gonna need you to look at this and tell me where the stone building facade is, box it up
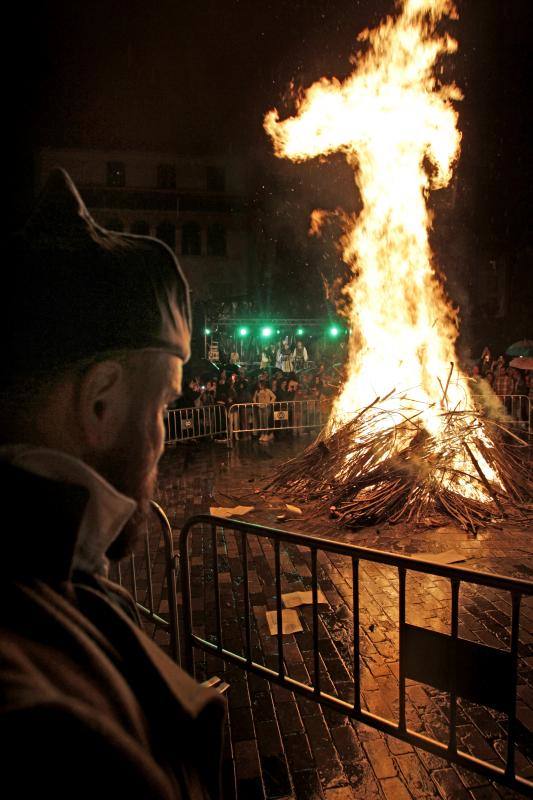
[38,148,252,304]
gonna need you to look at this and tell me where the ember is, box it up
[264,0,532,531]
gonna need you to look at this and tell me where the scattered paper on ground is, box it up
[412,550,467,564]
[209,506,254,518]
[282,590,327,608]
[266,609,303,635]
[286,504,302,515]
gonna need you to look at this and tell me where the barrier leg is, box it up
[227,407,233,448]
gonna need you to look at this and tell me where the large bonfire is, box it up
[264,0,531,531]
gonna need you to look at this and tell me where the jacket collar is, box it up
[0,447,137,581]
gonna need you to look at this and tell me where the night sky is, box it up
[8,0,531,345]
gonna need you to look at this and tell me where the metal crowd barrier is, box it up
[110,501,180,663]
[496,394,531,437]
[165,404,228,444]
[227,399,328,443]
[179,514,533,794]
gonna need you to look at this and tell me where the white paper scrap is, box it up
[413,550,467,565]
[282,590,327,608]
[209,506,254,518]
[285,504,303,515]
[266,608,303,636]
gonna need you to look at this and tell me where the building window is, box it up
[106,161,126,187]
[157,163,176,189]
[104,217,124,232]
[206,165,225,192]
[156,222,176,251]
[207,223,226,257]
[181,222,201,256]
[130,220,150,235]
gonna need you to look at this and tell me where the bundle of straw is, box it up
[267,390,532,532]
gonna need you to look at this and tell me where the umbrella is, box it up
[509,356,533,370]
[506,339,533,357]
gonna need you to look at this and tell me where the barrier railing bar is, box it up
[180,518,195,676]
[274,540,284,678]
[398,566,406,732]
[506,591,521,780]
[184,515,532,595]
[136,605,173,629]
[311,547,321,696]
[179,514,533,794]
[165,404,229,445]
[186,632,531,793]
[352,556,361,715]
[212,522,223,654]
[241,530,252,666]
[150,501,181,666]
[129,553,138,601]
[144,526,155,615]
[448,577,460,756]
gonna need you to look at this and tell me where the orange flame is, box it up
[265,0,500,501]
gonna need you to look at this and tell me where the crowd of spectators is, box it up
[171,362,339,442]
[167,343,532,442]
[469,345,532,423]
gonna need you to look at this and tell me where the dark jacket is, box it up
[0,462,225,799]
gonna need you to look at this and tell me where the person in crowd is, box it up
[179,376,201,408]
[300,372,311,397]
[292,340,308,372]
[206,378,218,401]
[1,169,225,797]
[494,364,514,397]
[494,364,514,415]
[277,338,293,373]
[233,374,252,438]
[511,368,528,422]
[479,346,492,377]
[215,370,229,404]
[312,374,325,396]
[260,348,270,369]
[276,378,289,402]
[253,380,276,442]
[285,377,299,433]
[492,354,506,374]
[200,382,216,406]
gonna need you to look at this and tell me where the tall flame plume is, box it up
[265,0,503,507]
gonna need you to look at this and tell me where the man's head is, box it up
[2,169,191,557]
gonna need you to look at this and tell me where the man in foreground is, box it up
[1,169,225,798]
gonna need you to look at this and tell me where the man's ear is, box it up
[77,360,129,450]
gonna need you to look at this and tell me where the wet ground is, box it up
[146,435,532,799]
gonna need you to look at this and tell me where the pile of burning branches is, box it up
[267,391,532,532]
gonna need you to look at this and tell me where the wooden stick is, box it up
[463,441,506,516]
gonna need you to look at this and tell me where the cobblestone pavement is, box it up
[130,436,532,799]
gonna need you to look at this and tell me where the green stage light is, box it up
[239,327,249,336]
[261,326,273,337]
[329,326,339,337]
[204,328,211,336]
[296,327,304,336]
